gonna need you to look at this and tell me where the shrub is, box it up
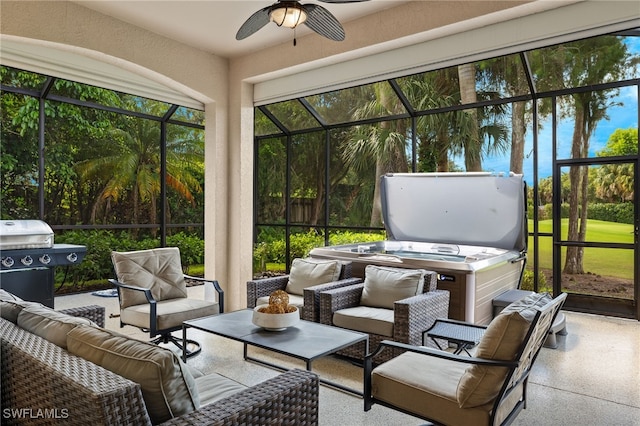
[289,231,324,260]
[166,232,205,269]
[329,231,385,245]
[588,202,633,224]
[520,268,551,293]
[55,230,205,285]
[252,230,387,274]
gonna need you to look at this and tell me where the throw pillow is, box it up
[456,293,552,408]
[112,247,188,309]
[0,289,22,301]
[360,265,426,309]
[285,258,342,296]
[67,325,199,424]
[0,289,39,323]
[500,292,552,321]
[17,304,95,349]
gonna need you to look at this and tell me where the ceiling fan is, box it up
[236,0,370,43]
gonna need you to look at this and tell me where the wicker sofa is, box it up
[1,291,319,426]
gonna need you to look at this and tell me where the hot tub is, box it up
[310,172,527,324]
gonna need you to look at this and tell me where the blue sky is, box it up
[465,37,639,186]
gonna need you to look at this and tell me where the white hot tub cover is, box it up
[379,172,527,253]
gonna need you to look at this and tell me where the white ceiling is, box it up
[73,0,408,58]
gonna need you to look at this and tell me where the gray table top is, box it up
[184,309,368,361]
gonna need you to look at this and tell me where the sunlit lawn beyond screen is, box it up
[530,219,634,280]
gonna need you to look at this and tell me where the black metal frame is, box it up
[254,35,640,319]
[1,76,205,247]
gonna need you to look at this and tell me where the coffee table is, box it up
[182,309,368,396]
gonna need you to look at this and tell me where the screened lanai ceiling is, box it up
[256,29,640,136]
[72,0,410,58]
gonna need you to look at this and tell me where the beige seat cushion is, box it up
[373,351,501,426]
[17,304,95,349]
[285,258,342,296]
[333,306,394,337]
[112,247,188,309]
[67,325,199,424]
[360,265,425,309]
[455,293,552,408]
[120,297,219,331]
[195,372,247,406]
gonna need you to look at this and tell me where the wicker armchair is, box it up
[59,304,106,327]
[319,265,450,363]
[247,258,359,322]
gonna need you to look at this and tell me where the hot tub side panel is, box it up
[469,261,523,325]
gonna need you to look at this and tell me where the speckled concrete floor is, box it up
[55,287,640,426]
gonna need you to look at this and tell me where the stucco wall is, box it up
[0,0,236,306]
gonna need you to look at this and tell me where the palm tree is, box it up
[458,63,482,171]
[592,127,637,202]
[76,116,202,232]
[344,82,409,226]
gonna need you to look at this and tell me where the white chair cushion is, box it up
[285,258,342,296]
[67,325,199,424]
[0,289,22,301]
[373,351,524,425]
[17,304,95,349]
[120,297,219,331]
[360,265,425,309]
[333,306,394,337]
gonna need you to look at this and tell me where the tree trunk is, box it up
[510,102,526,174]
[457,64,482,171]
[370,159,384,227]
[563,113,585,274]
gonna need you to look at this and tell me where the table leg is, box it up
[182,325,188,362]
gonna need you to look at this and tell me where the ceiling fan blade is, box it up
[302,4,345,41]
[318,0,370,3]
[236,6,271,40]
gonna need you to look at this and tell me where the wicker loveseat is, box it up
[1,290,319,426]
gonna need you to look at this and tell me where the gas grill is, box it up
[310,172,527,324]
[0,220,86,308]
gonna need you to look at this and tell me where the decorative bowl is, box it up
[252,305,300,331]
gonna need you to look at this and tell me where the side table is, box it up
[424,319,486,355]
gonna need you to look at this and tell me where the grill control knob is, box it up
[2,257,15,268]
[21,255,33,266]
[39,254,51,265]
[67,253,78,263]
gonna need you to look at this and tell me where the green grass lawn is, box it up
[530,219,634,280]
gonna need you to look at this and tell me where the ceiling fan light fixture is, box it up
[270,3,307,28]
